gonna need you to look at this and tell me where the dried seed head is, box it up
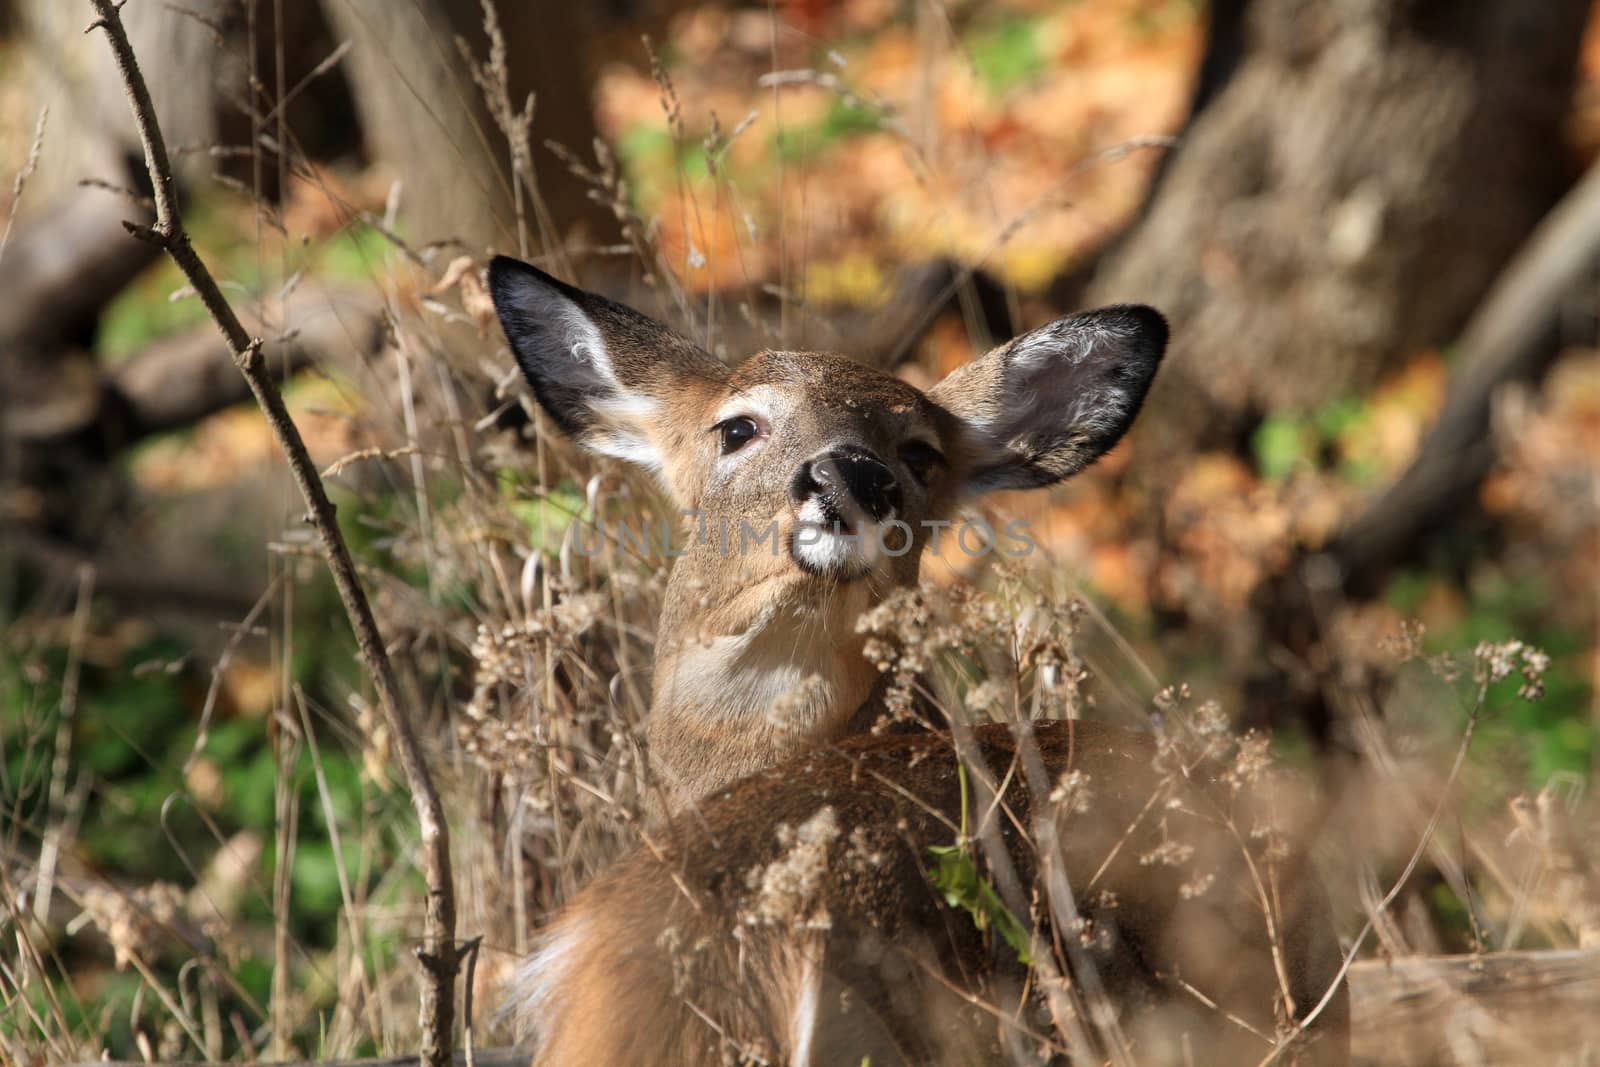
[742,806,840,929]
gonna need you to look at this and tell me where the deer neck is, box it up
[645,572,886,814]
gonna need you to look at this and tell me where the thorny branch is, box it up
[84,3,460,1065]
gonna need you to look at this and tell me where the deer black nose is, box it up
[791,449,902,522]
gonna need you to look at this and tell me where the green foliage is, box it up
[97,201,258,361]
[926,843,1034,964]
[772,97,885,164]
[619,87,889,177]
[1387,569,1594,784]
[1428,879,1476,953]
[97,210,387,363]
[0,605,400,1057]
[503,470,588,554]
[235,956,275,1015]
[1252,395,1379,483]
[821,97,885,138]
[770,123,818,165]
[924,765,1033,964]
[966,16,1047,95]
[614,122,715,215]
[328,473,468,601]
[97,257,215,362]
[620,92,884,198]
[1252,415,1312,482]
[311,222,393,282]
[619,122,674,172]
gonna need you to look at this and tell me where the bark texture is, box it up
[1090,0,1593,454]
[12,0,355,204]
[84,6,460,1063]
[1,0,359,553]
[318,0,616,257]
[13,0,228,200]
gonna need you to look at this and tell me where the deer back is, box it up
[509,720,1349,1066]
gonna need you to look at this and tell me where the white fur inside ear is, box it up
[539,303,663,466]
[581,337,661,465]
[1010,317,1140,434]
[504,276,651,418]
[1009,315,1125,378]
[596,393,661,420]
[588,431,665,472]
[932,305,1165,496]
[552,305,623,397]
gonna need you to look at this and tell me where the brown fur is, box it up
[641,350,962,811]
[486,258,1347,1063]
[530,722,1349,1065]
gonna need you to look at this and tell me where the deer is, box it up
[487,255,1350,1066]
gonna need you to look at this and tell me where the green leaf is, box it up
[924,763,1032,964]
[925,843,1033,964]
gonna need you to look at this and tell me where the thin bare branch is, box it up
[84,3,460,1064]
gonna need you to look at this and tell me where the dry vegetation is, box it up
[3,0,1600,1064]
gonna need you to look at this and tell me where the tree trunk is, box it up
[317,0,616,260]
[11,0,227,202]
[1090,0,1593,455]
[11,0,355,205]
[1,0,372,616]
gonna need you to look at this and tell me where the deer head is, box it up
[488,256,1167,812]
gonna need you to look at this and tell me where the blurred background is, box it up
[2,0,1599,1062]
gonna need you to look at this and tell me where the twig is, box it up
[460,936,483,1067]
[33,566,95,924]
[84,4,460,1065]
[0,106,49,270]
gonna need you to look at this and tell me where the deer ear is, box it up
[488,256,728,475]
[929,305,1167,495]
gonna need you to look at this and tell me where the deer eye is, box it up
[715,416,762,454]
[899,440,944,484]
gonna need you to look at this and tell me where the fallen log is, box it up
[1346,948,1600,1066]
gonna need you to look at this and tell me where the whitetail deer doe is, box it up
[488,256,1349,1066]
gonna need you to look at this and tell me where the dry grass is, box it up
[2,2,1598,1064]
